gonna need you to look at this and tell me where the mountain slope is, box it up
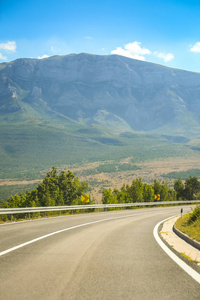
[1,53,200,191]
[1,53,200,135]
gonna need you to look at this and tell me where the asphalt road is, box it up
[0,206,200,299]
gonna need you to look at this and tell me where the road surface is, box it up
[0,206,200,299]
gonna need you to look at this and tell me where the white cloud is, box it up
[111,41,175,63]
[154,51,174,62]
[0,41,16,52]
[0,41,16,60]
[190,42,200,53]
[125,42,151,55]
[0,53,7,60]
[38,54,49,59]
[111,41,150,61]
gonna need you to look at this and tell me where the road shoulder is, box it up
[160,216,200,267]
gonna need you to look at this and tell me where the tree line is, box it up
[0,167,88,209]
[174,177,200,200]
[102,176,200,204]
[1,166,200,210]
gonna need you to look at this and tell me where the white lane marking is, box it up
[153,216,200,284]
[0,211,155,257]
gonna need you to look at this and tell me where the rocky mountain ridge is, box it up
[1,53,200,135]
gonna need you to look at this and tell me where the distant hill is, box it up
[1,53,200,135]
[1,53,200,196]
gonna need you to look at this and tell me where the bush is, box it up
[188,205,200,224]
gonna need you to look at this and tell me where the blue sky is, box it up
[0,0,200,72]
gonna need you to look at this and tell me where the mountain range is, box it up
[0,53,200,190]
[1,53,200,134]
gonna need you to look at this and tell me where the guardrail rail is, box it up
[0,200,200,221]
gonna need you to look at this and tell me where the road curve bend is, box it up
[0,206,199,299]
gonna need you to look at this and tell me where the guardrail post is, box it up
[71,210,73,214]
[11,214,13,222]
[44,212,46,217]
[28,213,30,219]
[58,211,60,216]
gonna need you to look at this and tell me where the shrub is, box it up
[188,205,200,224]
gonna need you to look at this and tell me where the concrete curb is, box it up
[173,224,200,251]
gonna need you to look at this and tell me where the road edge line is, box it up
[153,216,200,284]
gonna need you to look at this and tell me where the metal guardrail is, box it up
[0,200,199,220]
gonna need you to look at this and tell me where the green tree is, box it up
[153,179,162,195]
[58,170,88,205]
[128,178,144,202]
[160,181,170,201]
[56,190,64,206]
[8,195,21,208]
[30,190,39,207]
[102,189,117,204]
[174,178,185,200]
[168,189,177,201]
[113,188,127,203]
[143,184,154,202]
[153,180,174,201]
[184,176,200,199]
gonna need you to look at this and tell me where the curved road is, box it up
[0,206,200,299]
